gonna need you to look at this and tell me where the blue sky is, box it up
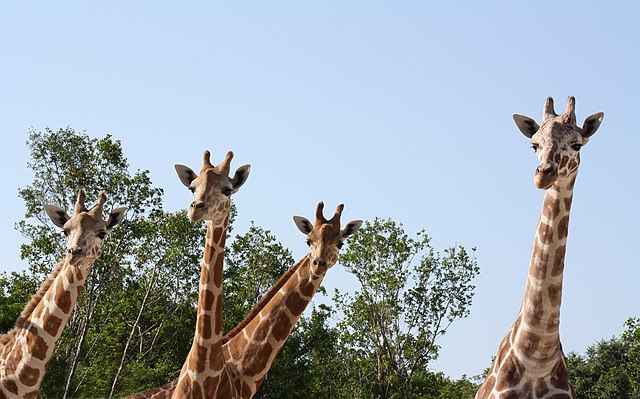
[1,1,639,380]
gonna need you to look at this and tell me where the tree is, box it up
[332,218,479,399]
[4,127,204,398]
[1,127,485,398]
[567,317,640,399]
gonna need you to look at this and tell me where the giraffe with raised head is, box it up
[0,190,127,399]
[166,150,250,398]
[475,96,604,399]
[126,202,361,399]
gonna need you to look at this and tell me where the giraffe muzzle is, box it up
[312,259,327,267]
[191,201,205,210]
[311,258,329,276]
[534,163,558,189]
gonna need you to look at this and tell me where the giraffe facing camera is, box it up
[1,190,127,398]
[476,97,604,399]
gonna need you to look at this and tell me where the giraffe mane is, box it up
[0,260,66,345]
[123,379,178,399]
[222,254,310,343]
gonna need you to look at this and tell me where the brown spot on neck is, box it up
[538,222,554,245]
[495,354,525,390]
[285,292,309,317]
[530,241,549,280]
[547,283,563,308]
[272,311,293,341]
[550,359,571,390]
[557,215,570,240]
[242,341,272,377]
[18,364,40,387]
[522,288,544,326]
[187,343,208,373]
[197,312,212,340]
[517,330,541,357]
[26,325,49,361]
[2,379,19,394]
[542,196,561,221]
[43,314,63,337]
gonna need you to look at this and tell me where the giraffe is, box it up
[475,96,604,399]
[0,190,127,399]
[126,202,361,399]
[169,150,250,398]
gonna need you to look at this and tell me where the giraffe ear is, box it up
[175,165,198,188]
[582,112,604,139]
[513,114,540,138]
[106,207,128,231]
[44,205,71,228]
[230,164,251,192]
[293,216,313,235]
[341,220,363,239]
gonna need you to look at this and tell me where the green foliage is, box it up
[223,223,294,332]
[0,271,39,332]
[1,127,485,398]
[3,127,204,398]
[623,318,640,397]
[568,317,640,399]
[333,217,479,399]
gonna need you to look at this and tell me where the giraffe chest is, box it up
[476,352,575,399]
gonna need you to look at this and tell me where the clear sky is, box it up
[1,1,638,380]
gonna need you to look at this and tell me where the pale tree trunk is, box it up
[62,278,101,399]
[108,265,158,398]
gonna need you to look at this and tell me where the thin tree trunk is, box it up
[62,279,100,399]
[108,265,158,398]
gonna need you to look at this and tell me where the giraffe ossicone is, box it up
[1,189,127,398]
[476,97,604,399]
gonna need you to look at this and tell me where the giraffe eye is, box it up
[97,231,107,239]
[62,230,69,237]
[531,143,539,152]
[306,239,312,247]
[188,187,195,193]
[221,187,232,196]
[337,242,344,249]
[571,144,582,151]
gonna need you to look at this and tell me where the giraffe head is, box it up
[175,150,251,223]
[513,96,604,189]
[293,202,362,277]
[44,189,128,265]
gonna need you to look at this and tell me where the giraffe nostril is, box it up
[68,247,83,256]
[191,201,205,209]
[537,164,556,175]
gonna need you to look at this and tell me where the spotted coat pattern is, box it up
[0,191,126,398]
[476,97,603,399]
[126,202,361,399]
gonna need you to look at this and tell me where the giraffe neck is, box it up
[174,217,232,397]
[222,254,306,344]
[222,254,320,398]
[1,261,66,348]
[475,176,579,399]
[1,257,94,398]
[513,175,576,365]
[123,251,306,399]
